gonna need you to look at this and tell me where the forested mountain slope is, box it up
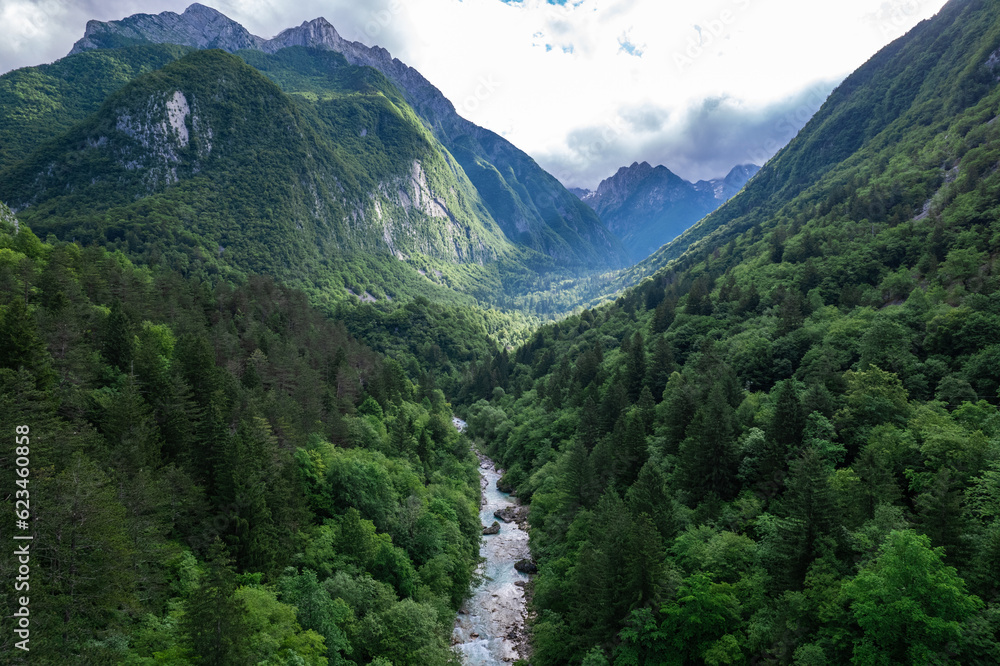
[523,0,1000,313]
[0,203,482,664]
[65,3,629,272]
[0,47,536,305]
[0,44,193,172]
[460,0,1000,662]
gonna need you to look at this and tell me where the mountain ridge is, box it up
[578,160,759,263]
[67,3,629,270]
[0,47,537,307]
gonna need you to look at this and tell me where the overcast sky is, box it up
[0,0,949,187]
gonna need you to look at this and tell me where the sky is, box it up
[0,0,950,188]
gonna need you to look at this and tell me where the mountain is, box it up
[66,3,628,270]
[534,0,1000,310]
[580,161,758,262]
[0,44,193,172]
[1,48,541,306]
[622,0,1000,283]
[459,0,1000,662]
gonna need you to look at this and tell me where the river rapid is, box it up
[452,443,531,664]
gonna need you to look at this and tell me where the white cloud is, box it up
[0,0,949,187]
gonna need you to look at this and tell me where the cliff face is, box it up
[580,161,758,263]
[0,48,516,294]
[67,4,628,269]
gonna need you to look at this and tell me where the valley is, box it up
[2,0,1000,665]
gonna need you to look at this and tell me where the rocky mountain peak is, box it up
[69,3,264,55]
[587,160,682,211]
[581,159,759,262]
[60,3,628,269]
[267,17,344,53]
[66,4,456,124]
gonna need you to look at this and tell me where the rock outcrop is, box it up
[580,161,759,262]
[67,3,629,270]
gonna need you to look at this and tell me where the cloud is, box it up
[619,105,669,133]
[0,1,183,72]
[536,78,840,188]
[617,29,644,57]
[0,0,950,193]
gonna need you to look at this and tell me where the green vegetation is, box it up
[0,44,192,171]
[0,209,478,664]
[0,44,618,329]
[4,1,1000,663]
[459,1,1000,661]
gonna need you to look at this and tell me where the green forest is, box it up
[458,1,1000,661]
[0,207,485,664]
[2,0,1000,663]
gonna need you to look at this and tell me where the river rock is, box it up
[494,506,519,523]
[482,521,501,535]
[496,476,514,493]
[514,559,538,574]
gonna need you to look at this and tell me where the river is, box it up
[452,432,531,664]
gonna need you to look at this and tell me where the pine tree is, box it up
[0,296,52,386]
[660,372,696,455]
[679,382,738,503]
[103,298,134,373]
[626,460,675,540]
[774,447,838,588]
[647,336,677,402]
[915,466,968,565]
[652,297,675,334]
[625,331,647,401]
[35,453,136,658]
[615,411,648,487]
[563,437,598,509]
[183,540,252,665]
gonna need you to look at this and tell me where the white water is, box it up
[453,454,531,664]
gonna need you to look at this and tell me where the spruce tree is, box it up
[183,540,252,665]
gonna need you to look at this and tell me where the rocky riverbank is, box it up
[452,450,534,664]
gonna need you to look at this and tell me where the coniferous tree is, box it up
[770,380,805,452]
[103,298,134,373]
[915,466,968,565]
[35,453,136,658]
[183,540,252,665]
[626,460,675,540]
[0,296,53,387]
[647,336,676,401]
[774,447,838,588]
[680,382,738,503]
[625,331,647,401]
[660,372,696,455]
[652,297,675,333]
[562,437,597,509]
[578,396,601,448]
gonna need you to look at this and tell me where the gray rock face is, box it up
[67,3,628,269]
[581,161,759,263]
[69,4,265,55]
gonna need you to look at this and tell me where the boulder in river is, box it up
[494,506,518,523]
[514,559,538,574]
[496,476,514,493]
[482,521,501,535]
